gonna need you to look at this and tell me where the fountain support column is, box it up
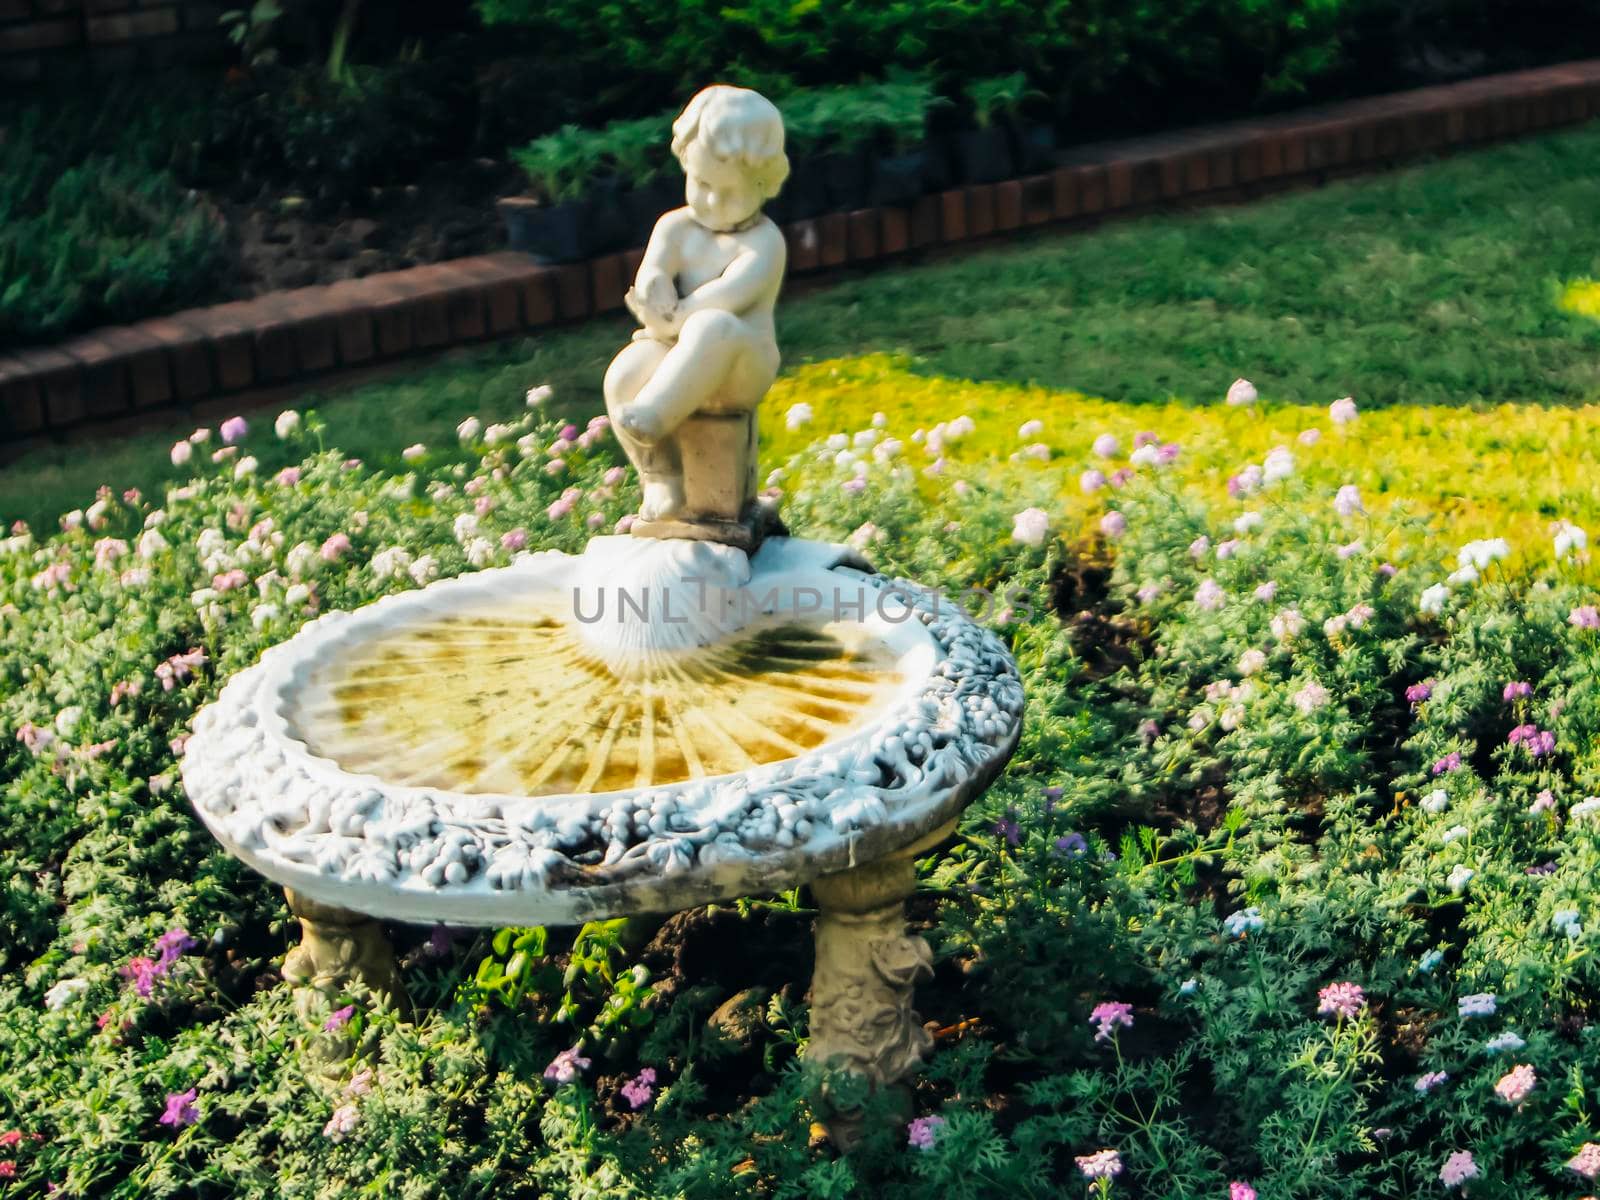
[282,888,408,1022]
[805,820,955,1148]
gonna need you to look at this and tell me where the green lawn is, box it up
[6,122,1600,530]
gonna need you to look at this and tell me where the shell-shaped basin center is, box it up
[283,596,907,797]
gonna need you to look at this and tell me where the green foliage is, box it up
[513,123,616,203]
[964,72,1035,129]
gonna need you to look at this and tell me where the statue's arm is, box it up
[675,227,786,320]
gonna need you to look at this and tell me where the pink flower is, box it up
[604,465,628,486]
[1292,680,1330,714]
[1438,1150,1477,1188]
[323,1005,355,1032]
[1329,397,1358,426]
[274,467,301,487]
[219,416,248,445]
[1076,1149,1123,1180]
[1570,605,1600,630]
[1567,1142,1600,1179]
[1432,752,1462,775]
[1494,1063,1535,1105]
[1100,511,1127,539]
[1316,981,1367,1020]
[1503,681,1532,701]
[1089,1001,1134,1042]
[320,533,351,562]
[1225,378,1257,406]
[547,496,575,521]
[1230,1184,1258,1200]
[1254,581,1278,602]
[212,569,247,592]
[159,1088,200,1128]
[501,529,528,552]
[322,1104,361,1142]
[1195,579,1225,611]
[1080,469,1106,493]
[154,648,207,691]
[1092,433,1120,458]
[170,440,193,467]
[907,1115,945,1150]
[621,1067,657,1110]
[1415,1071,1449,1093]
[615,514,636,534]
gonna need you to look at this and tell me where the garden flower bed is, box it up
[5,366,1600,1196]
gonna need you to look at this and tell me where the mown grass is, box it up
[6,121,1600,529]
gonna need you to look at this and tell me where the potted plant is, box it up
[866,72,938,206]
[603,113,683,247]
[958,72,1031,183]
[505,123,620,263]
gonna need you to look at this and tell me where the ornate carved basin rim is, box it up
[181,537,1024,927]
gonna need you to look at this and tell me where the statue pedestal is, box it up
[631,410,769,548]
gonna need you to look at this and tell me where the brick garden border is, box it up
[5,58,1600,451]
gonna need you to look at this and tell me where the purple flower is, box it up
[1439,1150,1477,1188]
[1508,725,1556,756]
[153,929,196,969]
[1432,753,1462,775]
[1406,681,1433,706]
[1055,832,1088,857]
[219,416,248,445]
[621,1067,657,1110]
[543,1046,591,1085]
[323,1005,355,1032]
[1503,681,1532,702]
[994,814,1021,847]
[1076,1149,1123,1180]
[159,1088,199,1129]
[1089,1001,1134,1042]
[1100,511,1128,539]
[907,1115,946,1150]
[1571,605,1600,630]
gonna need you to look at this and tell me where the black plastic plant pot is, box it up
[498,196,594,264]
[1013,121,1058,172]
[920,134,956,194]
[955,126,1015,184]
[584,176,632,257]
[772,157,830,221]
[623,176,683,247]
[817,148,871,210]
[869,148,928,206]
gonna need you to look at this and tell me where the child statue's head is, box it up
[671,85,789,232]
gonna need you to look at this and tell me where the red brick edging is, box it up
[5,58,1600,448]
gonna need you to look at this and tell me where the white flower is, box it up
[824,432,848,452]
[457,416,482,443]
[1130,443,1160,467]
[1442,824,1469,844]
[1334,485,1364,517]
[1447,864,1475,894]
[1223,907,1264,937]
[234,456,258,479]
[1234,511,1263,534]
[452,513,479,543]
[137,528,169,559]
[402,443,426,462]
[44,978,89,1010]
[847,522,882,552]
[782,403,813,431]
[1225,378,1257,406]
[170,440,193,467]
[1011,507,1050,547]
[1238,649,1267,676]
[1419,583,1450,615]
[408,555,439,587]
[1263,446,1295,483]
[525,384,554,408]
[465,537,495,567]
[1194,579,1226,611]
[484,423,515,446]
[54,706,84,736]
[1017,418,1044,439]
[874,438,903,463]
[1570,796,1600,821]
[274,410,301,438]
[285,583,311,608]
[250,603,280,629]
[1457,538,1509,571]
[1292,680,1330,714]
[1422,788,1449,814]
[1271,607,1306,640]
[852,428,880,450]
[871,411,887,428]
[1447,564,1479,587]
[1330,396,1358,426]
[1485,1031,1527,1053]
[370,546,413,580]
[1092,433,1120,458]
[1555,520,1588,561]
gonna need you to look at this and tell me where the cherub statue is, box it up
[604,85,789,545]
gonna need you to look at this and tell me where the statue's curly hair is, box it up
[670,85,790,201]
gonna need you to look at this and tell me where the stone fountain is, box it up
[181,85,1023,1142]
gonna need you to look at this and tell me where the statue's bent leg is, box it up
[628,310,756,435]
[804,821,955,1149]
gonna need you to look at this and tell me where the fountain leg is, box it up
[805,821,954,1148]
[282,888,408,1024]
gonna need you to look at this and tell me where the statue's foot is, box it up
[639,476,685,521]
[618,402,669,445]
